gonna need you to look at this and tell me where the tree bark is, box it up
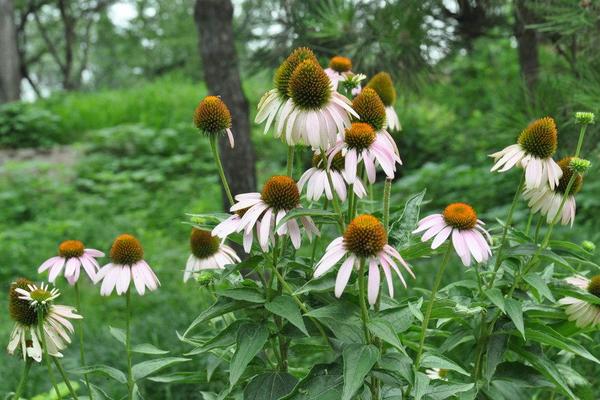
[0,0,21,103]
[514,0,539,97]
[194,0,257,210]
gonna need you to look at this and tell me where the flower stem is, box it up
[209,135,234,207]
[52,357,78,399]
[357,259,371,343]
[575,124,589,157]
[38,309,62,400]
[321,152,345,232]
[286,145,295,177]
[487,173,524,288]
[14,358,32,400]
[382,178,392,231]
[310,198,328,265]
[125,289,134,400]
[415,245,453,369]
[74,283,93,400]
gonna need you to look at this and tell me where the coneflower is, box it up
[183,228,240,282]
[559,275,600,328]
[366,72,401,131]
[38,240,104,285]
[324,56,365,96]
[194,95,234,148]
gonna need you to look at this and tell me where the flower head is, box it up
[413,203,492,266]
[184,228,240,282]
[193,96,235,148]
[575,111,595,125]
[426,368,449,381]
[366,72,401,131]
[569,157,591,174]
[314,214,413,305]
[490,117,562,190]
[38,240,104,285]
[7,280,82,362]
[352,88,386,131]
[329,56,352,73]
[229,176,319,252]
[559,275,600,328]
[95,234,160,296]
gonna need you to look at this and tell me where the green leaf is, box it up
[389,190,426,247]
[280,363,343,400]
[70,365,127,384]
[229,323,269,387]
[132,343,169,355]
[186,320,248,355]
[132,357,190,381]
[147,372,205,384]
[275,208,337,230]
[341,344,380,400]
[504,244,575,272]
[294,276,335,295]
[183,297,256,336]
[408,298,424,322]
[524,324,600,364]
[426,383,475,400]
[265,295,309,336]
[421,353,469,376]
[504,298,525,339]
[243,372,298,400]
[411,372,429,400]
[523,273,555,302]
[367,318,405,353]
[484,288,505,313]
[484,334,507,383]
[217,287,265,303]
[109,326,126,345]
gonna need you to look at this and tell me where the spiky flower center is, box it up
[556,157,583,195]
[517,117,558,159]
[193,96,232,134]
[110,234,144,265]
[261,175,300,210]
[329,56,352,73]
[367,72,396,106]
[29,288,54,304]
[190,228,220,259]
[344,214,387,258]
[352,88,386,131]
[587,275,600,298]
[438,369,449,379]
[274,47,318,98]
[288,60,332,110]
[345,122,376,150]
[9,279,37,326]
[58,240,84,258]
[443,203,478,230]
[312,152,345,171]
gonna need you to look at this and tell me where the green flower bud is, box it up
[575,112,595,125]
[195,271,215,287]
[582,240,596,253]
[569,157,591,174]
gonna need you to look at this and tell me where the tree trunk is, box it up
[194,0,257,210]
[514,0,539,98]
[0,0,21,103]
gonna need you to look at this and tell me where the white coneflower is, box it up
[256,47,319,137]
[38,240,104,285]
[413,203,492,267]
[230,176,319,252]
[7,279,82,361]
[298,151,366,202]
[183,228,240,282]
[193,96,235,148]
[314,215,414,305]
[426,368,449,381]
[324,56,365,96]
[277,59,358,149]
[328,122,401,184]
[490,117,563,190]
[523,157,582,226]
[559,275,600,328]
[95,234,160,296]
[212,209,256,253]
[366,72,401,131]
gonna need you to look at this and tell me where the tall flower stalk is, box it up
[74,283,93,399]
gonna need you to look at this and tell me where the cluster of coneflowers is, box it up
[7,234,160,399]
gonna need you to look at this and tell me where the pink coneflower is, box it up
[523,157,582,226]
[366,72,401,132]
[413,203,492,267]
[184,228,240,282]
[230,176,319,252]
[328,122,401,184]
[38,240,104,285]
[314,215,413,305]
[324,56,365,96]
[559,275,600,328]
[7,279,82,361]
[95,234,160,296]
[212,210,255,253]
[298,151,366,202]
[490,117,562,190]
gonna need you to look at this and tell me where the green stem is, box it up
[382,178,392,231]
[38,309,62,400]
[13,358,32,400]
[125,289,134,400]
[209,135,234,206]
[52,358,78,399]
[534,214,543,243]
[487,173,524,288]
[321,152,345,232]
[310,198,329,265]
[271,238,288,371]
[525,211,534,236]
[357,259,371,343]
[415,245,453,369]
[286,145,295,177]
[575,124,589,157]
[74,283,93,400]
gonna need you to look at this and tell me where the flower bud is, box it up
[575,112,595,125]
[195,271,215,287]
[569,157,591,174]
[582,240,596,253]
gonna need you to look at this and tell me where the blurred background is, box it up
[1,0,600,398]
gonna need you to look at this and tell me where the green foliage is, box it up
[0,102,62,148]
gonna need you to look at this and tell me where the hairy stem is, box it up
[52,357,78,399]
[13,358,32,400]
[209,135,234,206]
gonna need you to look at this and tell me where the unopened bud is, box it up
[575,112,595,125]
[569,157,591,174]
[582,240,596,253]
